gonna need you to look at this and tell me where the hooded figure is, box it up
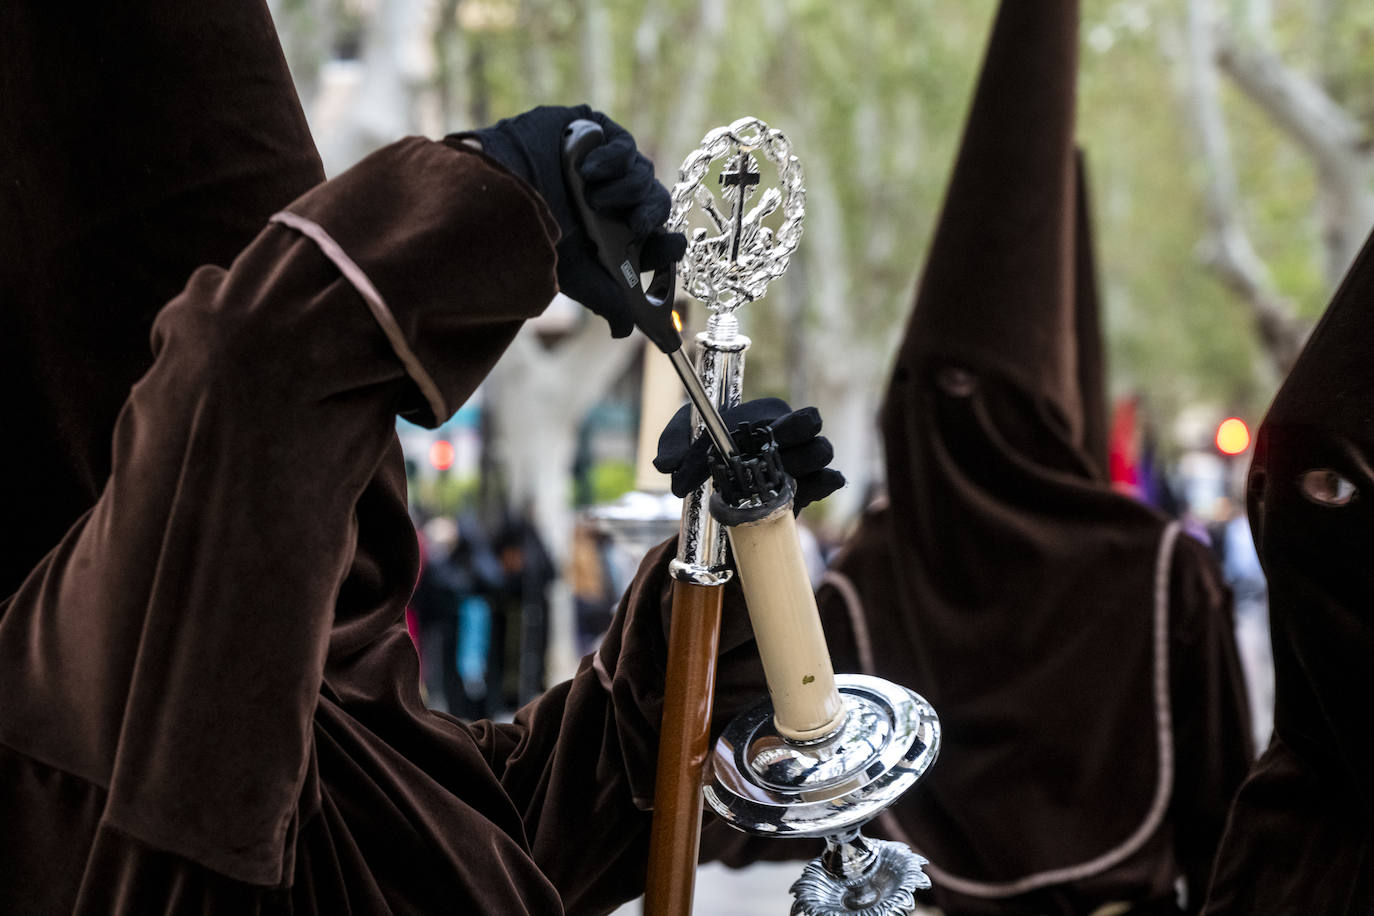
[0,1,324,600]
[701,2,1253,913]
[1202,232,1374,914]
[825,2,1254,911]
[0,2,773,913]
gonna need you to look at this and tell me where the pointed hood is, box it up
[1247,229,1374,817]
[844,0,1253,902]
[1255,234,1374,446]
[900,0,1082,447]
[0,0,325,599]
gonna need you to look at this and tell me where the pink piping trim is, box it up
[269,210,448,423]
[820,569,877,673]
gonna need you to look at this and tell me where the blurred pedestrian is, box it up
[1217,507,1274,749]
[570,522,617,654]
[411,515,500,718]
[490,511,556,709]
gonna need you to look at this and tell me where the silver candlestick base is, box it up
[790,831,930,916]
[704,675,940,916]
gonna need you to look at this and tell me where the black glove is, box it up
[653,398,845,511]
[451,105,686,337]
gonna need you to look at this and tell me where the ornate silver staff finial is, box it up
[668,116,805,338]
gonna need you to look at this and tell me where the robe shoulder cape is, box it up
[0,138,687,915]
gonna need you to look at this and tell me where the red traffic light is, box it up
[429,439,456,471]
[1215,418,1250,456]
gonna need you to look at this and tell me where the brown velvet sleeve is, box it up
[464,543,672,913]
[1165,533,1255,912]
[0,138,557,886]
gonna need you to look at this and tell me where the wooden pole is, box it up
[643,579,725,916]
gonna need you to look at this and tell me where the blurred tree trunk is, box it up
[433,0,469,129]
[1183,0,1374,375]
[313,0,436,174]
[486,317,644,680]
[1182,0,1307,375]
[803,148,881,523]
[489,320,645,555]
[787,8,907,522]
[517,0,557,102]
[267,0,334,118]
[1215,29,1374,290]
[580,0,613,109]
[650,0,726,171]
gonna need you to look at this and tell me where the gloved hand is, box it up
[450,105,686,337]
[654,398,845,510]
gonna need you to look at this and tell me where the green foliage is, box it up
[1076,0,1363,424]
[412,472,481,516]
[1302,0,1374,127]
[587,459,637,505]
[1078,0,1276,422]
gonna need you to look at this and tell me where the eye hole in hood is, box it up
[1299,469,1358,507]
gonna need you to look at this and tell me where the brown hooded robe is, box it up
[0,3,752,913]
[704,2,1253,913]
[1201,229,1374,915]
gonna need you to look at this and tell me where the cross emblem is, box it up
[720,152,761,196]
[719,152,761,264]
